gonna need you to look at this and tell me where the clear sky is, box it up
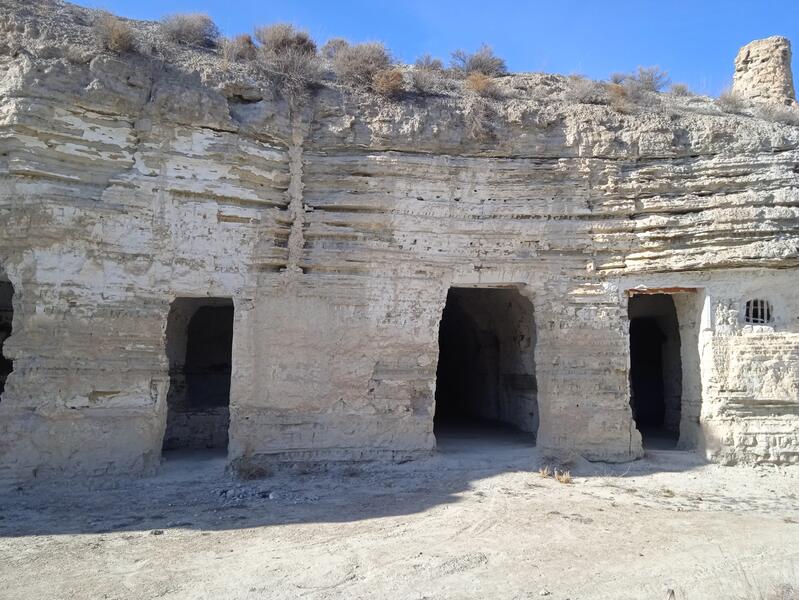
[73,0,798,96]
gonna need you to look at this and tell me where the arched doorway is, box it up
[162,297,234,454]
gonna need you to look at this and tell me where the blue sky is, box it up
[74,0,798,96]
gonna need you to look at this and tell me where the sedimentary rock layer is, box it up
[0,1,798,481]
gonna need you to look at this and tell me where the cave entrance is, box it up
[0,274,13,402]
[628,294,682,449]
[163,297,234,455]
[434,287,538,447]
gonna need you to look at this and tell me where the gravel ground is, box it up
[1,427,797,600]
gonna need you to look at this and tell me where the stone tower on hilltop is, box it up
[732,36,796,105]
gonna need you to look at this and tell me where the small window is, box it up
[744,299,773,324]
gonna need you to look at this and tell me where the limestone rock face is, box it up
[0,1,798,483]
[732,36,796,105]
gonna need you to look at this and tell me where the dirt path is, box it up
[1,431,797,599]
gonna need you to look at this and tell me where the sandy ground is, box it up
[1,426,798,600]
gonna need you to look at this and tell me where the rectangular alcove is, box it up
[628,293,685,450]
[162,297,234,454]
[627,289,705,452]
[0,274,13,401]
[434,287,538,444]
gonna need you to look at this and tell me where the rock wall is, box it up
[733,36,796,106]
[0,2,798,482]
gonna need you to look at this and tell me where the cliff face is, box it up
[1,1,799,482]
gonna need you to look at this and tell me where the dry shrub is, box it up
[411,67,443,94]
[373,68,404,98]
[610,66,670,93]
[161,13,220,48]
[716,89,747,114]
[255,23,316,55]
[566,76,608,105]
[416,53,444,72]
[537,466,552,478]
[451,44,507,77]
[94,13,136,54]
[554,470,573,484]
[757,103,799,126]
[411,53,446,94]
[609,72,627,85]
[607,76,661,113]
[255,24,320,101]
[465,72,498,97]
[670,83,692,96]
[464,97,495,140]
[607,83,633,113]
[221,34,257,62]
[321,37,349,61]
[634,66,670,92]
[333,42,392,89]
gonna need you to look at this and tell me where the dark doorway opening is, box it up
[163,297,234,453]
[0,275,12,401]
[628,294,682,449]
[434,287,538,444]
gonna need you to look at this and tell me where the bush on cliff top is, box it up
[161,13,220,48]
[372,68,405,98]
[94,13,136,54]
[611,66,670,93]
[411,54,447,94]
[221,34,257,62]
[254,23,320,101]
[332,41,392,89]
[451,44,507,77]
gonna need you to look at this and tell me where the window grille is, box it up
[744,299,773,324]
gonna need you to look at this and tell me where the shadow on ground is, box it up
[0,420,708,538]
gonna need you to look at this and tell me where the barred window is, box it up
[744,299,773,324]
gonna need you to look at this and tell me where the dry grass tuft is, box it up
[333,42,392,89]
[372,68,405,98]
[451,44,507,77]
[94,13,136,54]
[161,13,220,48]
[221,34,257,62]
[537,466,552,478]
[554,470,573,484]
[465,72,498,97]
